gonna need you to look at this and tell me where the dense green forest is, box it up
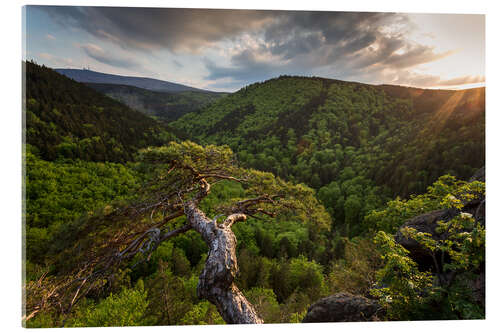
[87,83,228,122]
[174,76,484,237]
[23,62,485,327]
[24,61,177,162]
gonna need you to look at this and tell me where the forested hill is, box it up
[378,84,484,117]
[173,76,484,236]
[87,83,228,122]
[55,68,213,93]
[23,69,486,325]
[24,61,176,162]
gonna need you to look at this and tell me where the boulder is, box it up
[395,167,485,269]
[302,293,382,323]
[394,208,455,269]
[394,167,485,305]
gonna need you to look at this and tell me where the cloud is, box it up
[45,34,56,40]
[172,59,183,68]
[38,6,275,52]
[39,7,428,71]
[379,70,485,88]
[199,11,455,87]
[38,52,73,67]
[379,44,454,69]
[437,75,485,87]
[34,6,479,90]
[204,51,276,83]
[263,12,394,60]
[80,43,141,69]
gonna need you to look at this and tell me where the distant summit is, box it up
[54,68,214,93]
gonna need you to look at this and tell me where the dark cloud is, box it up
[37,6,412,63]
[264,12,394,60]
[37,6,275,52]
[197,10,451,85]
[268,31,324,60]
[33,6,469,89]
[81,44,141,69]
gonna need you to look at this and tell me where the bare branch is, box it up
[196,174,245,183]
[222,213,247,228]
[159,224,192,242]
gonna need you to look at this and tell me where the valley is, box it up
[23,62,485,326]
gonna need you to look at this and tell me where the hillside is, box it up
[24,61,176,162]
[24,71,486,326]
[173,75,484,236]
[378,84,484,117]
[55,68,216,93]
[87,83,228,122]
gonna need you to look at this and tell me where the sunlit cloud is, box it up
[437,75,485,87]
[378,70,485,89]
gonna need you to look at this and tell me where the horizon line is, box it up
[24,59,486,93]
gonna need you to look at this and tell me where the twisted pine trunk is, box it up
[184,201,263,324]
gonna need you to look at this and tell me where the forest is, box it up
[23,61,485,327]
[87,83,228,122]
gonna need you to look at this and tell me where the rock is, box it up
[394,209,455,270]
[394,167,485,306]
[302,293,382,323]
[395,167,485,269]
[469,166,485,182]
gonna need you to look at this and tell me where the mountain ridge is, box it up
[54,68,219,93]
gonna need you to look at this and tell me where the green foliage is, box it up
[288,256,328,300]
[25,145,141,265]
[88,82,227,122]
[179,301,225,325]
[139,141,331,234]
[142,261,197,325]
[370,231,434,320]
[265,256,327,304]
[244,287,281,323]
[174,76,484,236]
[24,61,176,162]
[328,237,381,296]
[66,280,153,327]
[370,177,485,320]
[364,175,482,233]
[24,70,485,325]
[25,140,334,325]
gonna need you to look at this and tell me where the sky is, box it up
[23,6,485,92]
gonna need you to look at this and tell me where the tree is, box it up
[144,260,194,325]
[25,141,330,325]
[65,280,153,327]
[369,176,485,320]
